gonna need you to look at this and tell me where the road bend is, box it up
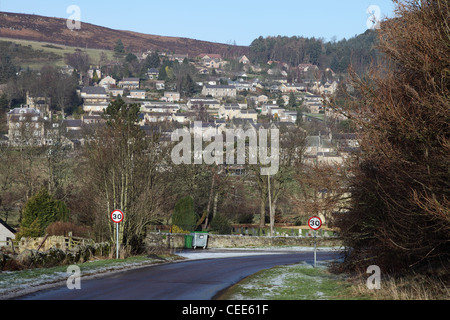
[16,250,341,300]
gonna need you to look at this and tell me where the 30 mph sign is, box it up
[308,216,322,230]
[111,210,124,224]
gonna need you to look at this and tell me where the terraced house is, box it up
[202,84,237,98]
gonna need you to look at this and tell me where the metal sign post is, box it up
[116,222,119,259]
[314,230,317,267]
[111,210,124,259]
[308,216,322,268]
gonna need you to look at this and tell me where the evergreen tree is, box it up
[92,69,99,84]
[276,94,285,107]
[114,39,125,58]
[0,53,16,83]
[18,188,69,238]
[172,197,198,232]
[288,92,297,109]
[144,51,161,69]
[158,65,167,80]
[0,93,9,111]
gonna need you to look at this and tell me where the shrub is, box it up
[46,221,91,238]
[209,214,232,235]
[171,196,198,232]
[17,188,69,239]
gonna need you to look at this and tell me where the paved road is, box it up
[17,250,341,300]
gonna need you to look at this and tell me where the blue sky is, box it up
[0,1,396,45]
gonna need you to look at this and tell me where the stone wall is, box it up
[0,242,112,271]
[145,232,343,251]
[13,236,94,253]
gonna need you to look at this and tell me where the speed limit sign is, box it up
[308,216,322,230]
[111,210,124,224]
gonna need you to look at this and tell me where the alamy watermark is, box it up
[367,5,381,30]
[66,265,81,290]
[171,122,279,176]
[366,265,381,290]
[66,5,81,31]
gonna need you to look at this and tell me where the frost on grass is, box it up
[226,261,339,300]
[0,256,170,299]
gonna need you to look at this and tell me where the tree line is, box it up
[249,29,381,74]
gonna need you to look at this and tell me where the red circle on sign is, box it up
[111,210,124,223]
[308,216,322,230]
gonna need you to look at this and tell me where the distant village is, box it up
[3,50,359,166]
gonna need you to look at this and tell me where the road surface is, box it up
[17,250,341,300]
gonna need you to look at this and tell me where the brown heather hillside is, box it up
[0,11,249,58]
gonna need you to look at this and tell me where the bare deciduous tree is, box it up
[335,0,450,272]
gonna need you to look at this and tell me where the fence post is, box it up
[36,234,49,251]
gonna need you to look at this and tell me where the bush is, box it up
[336,1,450,273]
[46,221,91,238]
[209,214,232,235]
[17,188,69,239]
[171,197,198,232]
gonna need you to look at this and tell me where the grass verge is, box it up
[218,261,449,300]
[0,254,181,299]
[217,261,364,300]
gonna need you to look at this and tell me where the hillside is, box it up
[0,11,249,58]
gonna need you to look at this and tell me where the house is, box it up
[313,81,338,95]
[202,85,237,98]
[155,80,165,91]
[238,109,258,122]
[260,104,278,116]
[219,104,241,120]
[298,64,319,73]
[142,112,173,123]
[279,110,298,123]
[239,55,250,65]
[7,108,46,146]
[172,112,196,123]
[0,218,16,245]
[26,92,51,117]
[269,106,286,120]
[306,103,323,114]
[82,114,105,125]
[325,107,348,121]
[99,76,116,89]
[64,119,83,132]
[230,81,252,92]
[279,83,305,93]
[80,86,108,99]
[257,95,269,105]
[304,94,323,104]
[129,90,147,100]
[147,68,159,80]
[169,54,189,63]
[141,102,180,114]
[189,121,223,136]
[332,133,360,149]
[198,53,222,61]
[109,88,125,97]
[81,86,109,113]
[162,91,180,102]
[187,98,221,109]
[203,58,225,69]
[118,77,140,90]
[281,95,290,106]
